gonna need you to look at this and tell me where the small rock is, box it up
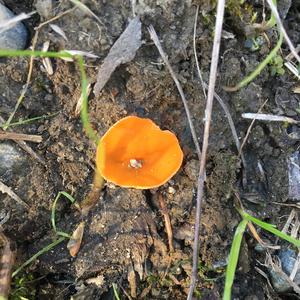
[0,3,28,50]
[269,249,300,293]
[0,142,28,179]
[278,248,300,285]
[34,0,53,19]
[174,222,194,243]
[167,186,176,194]
[184,159,198,181]
[288,151,300,200]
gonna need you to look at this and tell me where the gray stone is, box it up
[269,249,300,293]
[0,142,27,178]
[34,0,53,19]
[0,3,28,50]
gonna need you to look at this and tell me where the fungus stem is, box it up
[77,56,99,143]
[80,169,105,215]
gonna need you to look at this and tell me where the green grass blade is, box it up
[112,283,121,300]
[51,191,76,233]
[266,0,277,28]
[0,113,58,129]
[77,56,99,143]
[223,219,248,300]
[12,236,66,278]
[56,231,71,238]
[234,30,283,90]
[240,210,300,247]
[0,49,72,59]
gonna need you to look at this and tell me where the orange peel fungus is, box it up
[96,116,183,189]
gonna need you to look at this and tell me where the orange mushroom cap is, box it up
[96,116,183,189]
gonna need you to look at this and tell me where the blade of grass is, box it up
[0,113,58,129]
[240,210,300,247]
[112,283,121,300]
[266,0,277,28]
[224,30,283,91]
[266,0,300,63]
[223,219,248,300]
[12,236,66,278]
[51,191,76,233]
[0,49,73,59]
[77,57,99,143]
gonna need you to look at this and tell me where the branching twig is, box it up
[193,5,247,173]
[239,99,268,156]
[187,0,225,297]
[158,194,174,252]
[148,26,201,160]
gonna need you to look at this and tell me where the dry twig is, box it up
[0,115,45,165]
[0,131,42,143]
[187,0,225,297]
[148,26,201,160]
[0,181,29,209]
[193,5,247,173]
[242,113,298,124]
[158,194,174,252]
[239,99,268,156]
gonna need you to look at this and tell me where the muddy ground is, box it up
[0,0,300,299]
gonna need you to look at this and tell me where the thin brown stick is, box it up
[158,194,174,252]
[0,115,45,165]
[148,26,201,160]
[0,131,42,143]
[187,0,225,297]
[193,5,247,173]
[0,180,29,209]
[35,7,76,30]
[239,99,268,156]
[0,231,15,299]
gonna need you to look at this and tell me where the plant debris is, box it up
[94,17,142,96]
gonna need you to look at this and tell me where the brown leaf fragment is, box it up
[93,17,141,96]
[0,231,15,299]
[67,221,85,257]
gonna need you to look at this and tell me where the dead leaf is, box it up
[49,24,68,41]
[93,17,141,96]
[67,222,85,257]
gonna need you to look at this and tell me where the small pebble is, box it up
[34,0,53,19]
[184,159,198,181]
[0,143,27,178]
[0,3,28,50]
[269,248,300,293]
[168,186,176,194]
